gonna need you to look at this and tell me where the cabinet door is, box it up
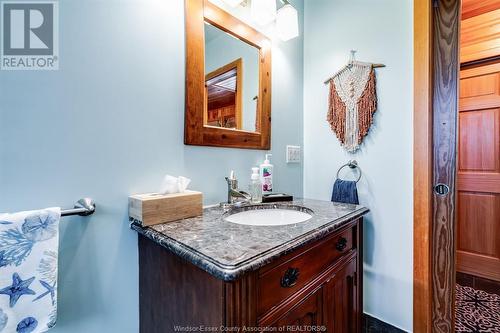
[323,259,358,333]
[267,286,324,331]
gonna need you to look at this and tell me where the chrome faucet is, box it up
[224,171,251,206]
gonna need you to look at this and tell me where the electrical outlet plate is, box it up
[286,145,301,163]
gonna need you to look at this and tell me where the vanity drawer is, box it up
[257,226,354,316]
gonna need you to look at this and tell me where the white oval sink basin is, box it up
[224,208,313,226]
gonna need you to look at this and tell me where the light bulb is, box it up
[251,0,277,26]
[276,3,299,41]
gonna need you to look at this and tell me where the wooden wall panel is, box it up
[461,9,500,64]
[462,0,500,20]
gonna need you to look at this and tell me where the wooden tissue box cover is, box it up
[129,191,203,226]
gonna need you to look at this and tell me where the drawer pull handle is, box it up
[336,237,348,251]
[280,267,300,288]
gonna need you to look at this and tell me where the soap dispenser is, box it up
[249,167,262,203]
[259,154,273,194]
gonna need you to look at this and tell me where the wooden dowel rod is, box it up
[323,63,386,84]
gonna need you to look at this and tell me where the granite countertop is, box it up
[131,198,369,281]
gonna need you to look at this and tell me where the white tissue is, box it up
[159,175,191,194]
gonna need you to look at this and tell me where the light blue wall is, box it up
[0,0,304,332]
[303,0,413,331]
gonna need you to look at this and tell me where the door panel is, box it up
[460,73,499,99]
[458,63,500,282]
[460,64,500,111]
[323,259,357,333]
[458,192,500,256]
[459,108,499,171]
[267,286,323,330]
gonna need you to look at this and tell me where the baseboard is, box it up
[363,313,407,333]
[457,271,500,295]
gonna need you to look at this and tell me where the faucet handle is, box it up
[225,172,238,189]
[226,171,235,182]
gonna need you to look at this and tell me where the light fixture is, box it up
[222,0,245,7]
[251,0,277,26]
[276,1,299,41]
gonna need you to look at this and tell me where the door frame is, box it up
[414,0,460,332]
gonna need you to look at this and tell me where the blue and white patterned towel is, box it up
[0,208,60,333]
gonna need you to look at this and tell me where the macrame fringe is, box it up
[356,69,377,144]
[327,67,377,150]
[327,79,347,145]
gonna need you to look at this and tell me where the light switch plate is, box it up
[286,145,301,163]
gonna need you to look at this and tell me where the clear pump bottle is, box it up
[260,154,273,194]
[249,167,263,203]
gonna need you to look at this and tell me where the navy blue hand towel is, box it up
[331,179,359,204]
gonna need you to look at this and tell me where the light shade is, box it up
[222,0,245,7]
[251,0,277,26]
[276,3,299,41]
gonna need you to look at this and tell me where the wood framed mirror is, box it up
[185,0,272,149]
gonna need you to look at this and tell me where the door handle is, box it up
[434,183,450,196]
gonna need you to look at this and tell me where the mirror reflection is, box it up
[204,22,260,132]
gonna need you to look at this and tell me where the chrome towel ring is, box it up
[336,160,362,183]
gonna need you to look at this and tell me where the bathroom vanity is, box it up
[132,199,368,333]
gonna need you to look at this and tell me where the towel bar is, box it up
[61,198,96,217]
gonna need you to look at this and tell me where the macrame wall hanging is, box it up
[325,51,385,153]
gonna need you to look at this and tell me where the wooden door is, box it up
[323,259,358,333]
[267,286,324,331]
[458,62,500,282]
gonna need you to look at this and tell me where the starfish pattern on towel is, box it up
[33,280,56,305]
[0,273,36,307]
[0,251,8,267]
[0,208,60,331]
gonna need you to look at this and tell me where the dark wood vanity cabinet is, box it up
[138,218,362,333]
[264,258,358,332]
[323,258,359,333]
[267,284,324,329]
